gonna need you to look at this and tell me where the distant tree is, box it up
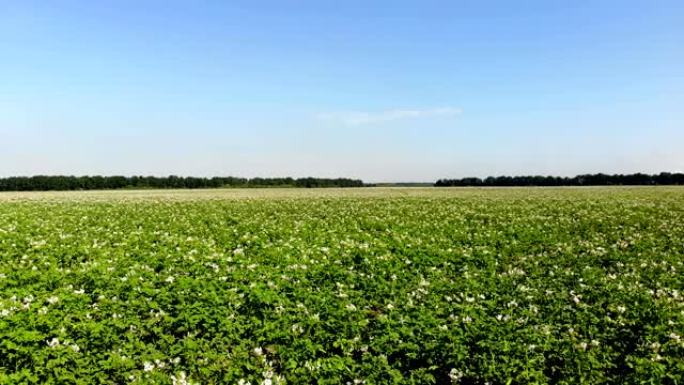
[435,173,684,187]
[0,175,366,191]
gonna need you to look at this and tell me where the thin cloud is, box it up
[316,106,462,126]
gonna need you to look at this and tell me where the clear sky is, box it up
[1,1,682,182]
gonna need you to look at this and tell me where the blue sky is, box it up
[1,1,682,182]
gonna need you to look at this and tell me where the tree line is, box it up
[435,172,684,187]
[0,175,365,191]
[2,173,682,191]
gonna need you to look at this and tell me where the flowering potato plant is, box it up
[0,187,682,384]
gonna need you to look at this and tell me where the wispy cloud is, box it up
[315,106,462,126]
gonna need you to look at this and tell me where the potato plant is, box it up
[0,188,682,384]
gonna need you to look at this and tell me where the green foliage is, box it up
[0,176,365,191]
[435,172,684,186]
[0,188,683,384]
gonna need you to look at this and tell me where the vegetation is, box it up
[435,172,684,187]
[1,172,683,192]
[0,187,682,384]
[0,176,364,191]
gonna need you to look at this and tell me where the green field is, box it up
[1,187,683,384]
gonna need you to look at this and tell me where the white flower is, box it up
[74,289,85,295]
[670,333,681,342]
[238,380,251,385]
[165,276,175,283]
[253,347,263,356]
[616,305,626,313]
[171,371,194,385]
[70,344,80,352]
[577,342,588,351]
[47,338,60,348]
[143,361,155,372]
[47,296,59,305]
[448,368,464,383]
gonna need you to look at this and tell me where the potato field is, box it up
[0,188,682,384]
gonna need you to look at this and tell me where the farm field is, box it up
[0,187,683,384]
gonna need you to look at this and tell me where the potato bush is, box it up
[0,188,683,384]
